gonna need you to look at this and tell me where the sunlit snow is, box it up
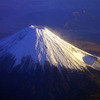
[0,25,100,71]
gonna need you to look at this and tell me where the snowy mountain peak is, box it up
[30,25,35,28]
[30,25,45,29]
[0,25,100,71]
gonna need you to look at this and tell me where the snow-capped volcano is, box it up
[0,25,100,71]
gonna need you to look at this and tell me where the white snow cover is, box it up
[0,25,100,71]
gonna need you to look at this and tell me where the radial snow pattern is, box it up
[0,25,100,71]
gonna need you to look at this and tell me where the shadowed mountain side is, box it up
[0,55,100,100]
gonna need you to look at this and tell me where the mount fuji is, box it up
[0,25,100,71]
[0,25,100,100]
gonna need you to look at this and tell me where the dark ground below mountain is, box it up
[0,56,100,100]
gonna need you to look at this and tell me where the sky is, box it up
[0,0,100,43]
[0,0,100,11]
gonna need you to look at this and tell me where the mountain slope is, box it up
[0,25,100,72]
[0,25,100,100]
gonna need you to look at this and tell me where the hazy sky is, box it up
[0,0,100,39]
[0,0,100,11]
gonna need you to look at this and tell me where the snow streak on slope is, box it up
[0,25,100,71]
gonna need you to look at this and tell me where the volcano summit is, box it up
[0,25,100,100]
